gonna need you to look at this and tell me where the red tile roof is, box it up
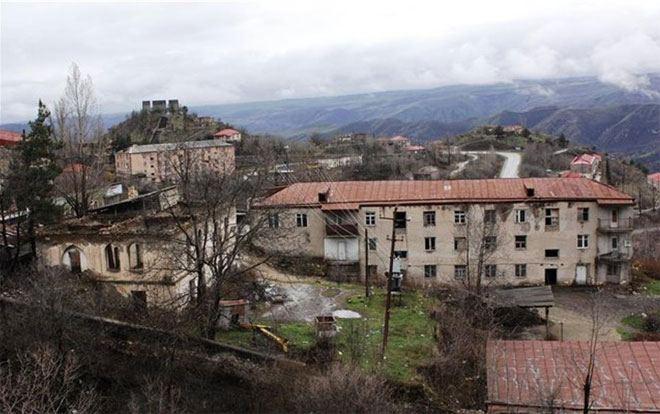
[648,172,660,183]
[258,178,634,208]
[571,153,602,165]
[213,128,240,137]
[561,171,584,178]
[0,129,22,146]
[487,340,660,412]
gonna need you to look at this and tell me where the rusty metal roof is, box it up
[487,340,660,412]
[258,178,634,208]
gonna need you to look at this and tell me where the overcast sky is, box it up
[2,0,660,123]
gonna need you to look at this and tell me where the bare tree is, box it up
[53,63,108,217]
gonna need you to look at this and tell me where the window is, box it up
[394,211,407,229]
[454,237,466,251]
[296,213,308,227]
[423,211,436,226]
[545,208,559,228]
[607,263,621,276]
[484,264,497,278]
[545,249,559,258]
[105,244,121,271]
[454,210,466,224]
[611,237,619,250]
[365,211,376,226]
[484,209,496,224]
[394,250,408,259]
[515,209,527,223]
[128,243,143,270]
[424,265,437,278]
[268,213,280,229]
[515,235,527,249]
[577,234,589,249]
[484,236,497,250]
[425,237,436,251]
[368,238,377,251]
[454,265,467,279]
[577,207,589,222]
[515,264,527,278]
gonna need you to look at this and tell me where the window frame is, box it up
[268,213,280,229]
[368,237,378,251]
[296,213,308,228]
[484,264,497,278]
[424,236,436,251]
[454,210,466,224]
[394,211,407,229]
[515,264,527,278]
[484,209,497,224]
[484,236,497,250]
[365,211,376,226]
[454,265,467,279]
[577,234,589,249]
[545,249,560,258]
[515,235,527,250]
[423,210,436,227]
[577,207,590,222]
[515,209,527,223]
[424,264,437,278]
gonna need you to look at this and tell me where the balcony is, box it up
[598,248,632,262]
[598,218,633,233]
[326,222,359,237]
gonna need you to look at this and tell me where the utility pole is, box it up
[364,228,370,298]
[381,207,401,360]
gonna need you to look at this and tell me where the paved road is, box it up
[463,151,522,178]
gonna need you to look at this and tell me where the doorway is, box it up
[545,268,558,285]
[575,265,587,285]
[68,250,81,273]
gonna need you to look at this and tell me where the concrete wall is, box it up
[260,201,634,287]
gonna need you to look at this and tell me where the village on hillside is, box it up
[1,80,658,412]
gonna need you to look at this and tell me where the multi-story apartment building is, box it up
[115,140,235,183]
[256,178,635,286]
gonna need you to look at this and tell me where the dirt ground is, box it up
[539,287,659,341]
[256,263,356,322]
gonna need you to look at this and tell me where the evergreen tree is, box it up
[8,101,63,258]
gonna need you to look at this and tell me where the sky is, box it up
[2,0,660,123]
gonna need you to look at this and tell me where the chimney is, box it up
[525,186,535,197]
[318,188,330,203]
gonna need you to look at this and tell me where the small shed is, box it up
[217,299,250,329]
[488,286,554,337]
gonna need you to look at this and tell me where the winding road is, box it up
[454,150,522,178]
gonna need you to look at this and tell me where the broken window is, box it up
[515,235,527,249]
[577,207,589,222]
[454,237,466,251]
[611,237,619,250]
[424,265,437,278]
[425,237,436,251]
[515,264,527,278]
[484,209,496,224]
[454,265,467,279]
[394,250,408,259]
[484,264,497,278]
[394,211,407,229]
[296,213,308,227]
[368,238,377,250]
[268,213,280,229]
[545,249,559,258]
[105,244,121,271]
[423,211,436,226]
[128,243,143,270]
[545,208,559,229]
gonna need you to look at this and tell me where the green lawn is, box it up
[214,283,436,384]
[644,280,660,296]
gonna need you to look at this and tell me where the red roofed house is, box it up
[487,340,660,413]
[0,129,22,147]
[648,172,660,190]
[213,128,242,143]
[570,153,602,179]
[255,177,635,286]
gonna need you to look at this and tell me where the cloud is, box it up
[2,1,660,122]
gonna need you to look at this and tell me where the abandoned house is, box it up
[36,186,236,308]
[486,340,660,413]
[255,177,635,286]
[213,128,242,143]
[115,139,235,183]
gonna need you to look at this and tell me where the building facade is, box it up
[256,178,634,287]
[115,140,235,183]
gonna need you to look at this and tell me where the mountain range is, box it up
[2,75,659,169]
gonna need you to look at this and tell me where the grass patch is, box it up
[336,290,436,383]
[621,313,646,330]
[644,280,660,296]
